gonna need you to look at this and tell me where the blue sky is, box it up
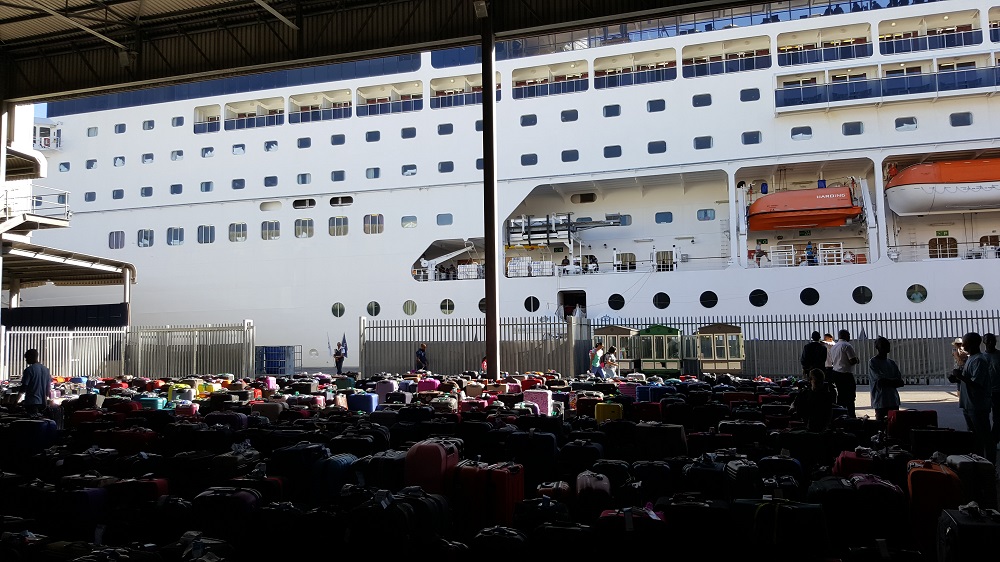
[35,104,47,118]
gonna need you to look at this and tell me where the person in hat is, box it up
[949,337,969,387]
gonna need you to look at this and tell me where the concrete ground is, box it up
[854,384,966,430]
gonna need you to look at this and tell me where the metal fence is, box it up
[2,321,255,381]
[361,311,1000,383]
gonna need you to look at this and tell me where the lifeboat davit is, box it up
[747,186,862,231]
[885,159,1000,215]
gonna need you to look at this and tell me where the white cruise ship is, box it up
[23,0,1000,368]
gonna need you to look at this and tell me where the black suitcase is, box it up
[681,457,727,498]
[634,421,688,459]
[556,439,605,481]
[630,460,672,503]
[937,505,1000,562]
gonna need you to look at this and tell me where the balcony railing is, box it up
[879,29,983,55]
[681,54,770,78]
[775,68,997,107]
[777,42,873,66]
[223,114,285,131]
[356,99,424,116]
[430,91,487,109]
[511,78,588,100]
[33,137,62,151]
[288,107,352,123]
[595,67,677,89]
[888,242,1000,263]
[193,120,221,134]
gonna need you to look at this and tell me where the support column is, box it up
[9,278,19,308]
[477,2,501,380]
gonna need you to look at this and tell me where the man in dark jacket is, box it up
[20,348,51,416]
[800,331,829,375]
[790,368,835,432]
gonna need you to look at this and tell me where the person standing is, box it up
[19,349,52,416]
[823,333,836,378]
[789,368,835,432]
[983,333,1000,445]
[589,342,605,378]
[950,338,969,389]
[868,336,903,422]
[829,329,860,418]
[954,332,995,464]
[603,346,619,379]
[415,343,429,372]
[333,342,345,375]
[800,331,828,375]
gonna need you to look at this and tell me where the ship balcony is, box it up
[750,243,869,268]
[888,242,1000,263]
[879,29,983,56]
[594,67,677,89]
[33,137,61,151]
[356,98,423,117]
[681,54,771,78]
[511,78,588,100]
[224,113,285,130]
[777,42,873,66]
[287,107,352,123]
[775,68,998,109]
[430,91,499,108]
[506,255,731,278]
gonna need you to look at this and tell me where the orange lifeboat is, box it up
[885,159,1000,215]
[747,186,862,231]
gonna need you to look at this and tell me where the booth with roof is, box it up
[694,323,745,374]
[592,325,639,373]
[635,324,683,374]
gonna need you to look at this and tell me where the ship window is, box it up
[366,167,381,179]
[261,220,280,240]
[799,287,820,306]
[297,173,311,185]
[604,145,622,158]
[264,176,278,187]
[697,209,716,221]
[57,194,66,204]
[617,214,632,226]
[171,150,184,161]
[332,170,346,182]
[963,282,984,302]
[476,158,484,170]
[329,216,349,236]
[561,110,578,122]
[648,141,667,154]
[295,218,314,238]
[476,120,484,131]
[740,88,760,102]
[232,144,245,155]
[366,131,380,142]
[109,231,125,250]
[742,131,762,145]
[297,137,311,149]
[521,154,538,166]
[608,294,626,310]
[114,156,125,167]
[201,147,215,158]
[293,199,315,209]
[906,284,927,303]
[571,193,597,204]
[895,117,917,131]
[367,301,381,316]
[694,136,713,150]
[142,153,153,164]
[402,127,416,139]
[198,225,215,244]
[524,296,540,312]
[140,186,152,197]
[86,159,97,169]
[980,235,1000,247]
[437,213,453,226]
[603,104,621,117]
[693,94,712,107]
[59,162,70,172]
[929,237,958,258]
[853,286,873,305]
[520,114,537,126]
[438,161,454,173]
[331,134,346,145]
[439,123,454,135]
[950,112,972,127]
[170,184,183,195]
[330,196,353,206]
[137,229,154,247]
[112,189,124,200]
[479,298,487,313]
[576,217,592,222]
[647,99,666,112]
[265,141,278,152]
[364,214,384,234]
[401,216,417,228]
[143,120,154,130]
[562,150,579,162]
[232,179,245,190]
[749,289,768,307]
[441,299,455,315]
[655,212,673,224]
[402,164,417,176]
[403,300,418,316]
[172,116,184,127]
[87,127,98,137]
[166,227,184,246]
[84,192,96,202]
[791,126,813,140]
[114,123,126,134]
[653,292,670,309]
[331,303,345,317]
[700,291,719,309]
[842,121,863,136]
[229,222,248,242]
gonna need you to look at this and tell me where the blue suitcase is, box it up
[648,385,677,402]
[138,396,167,410]
[347,392,378,413]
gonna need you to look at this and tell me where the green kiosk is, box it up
[636,324,683,375]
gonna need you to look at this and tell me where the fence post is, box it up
[358,316,368,379]
[567,317,578,377]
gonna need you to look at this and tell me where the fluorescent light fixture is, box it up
[473,1,489,19]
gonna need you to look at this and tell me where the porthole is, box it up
[653,292,670,309]
[749,289,768,307]
[524,296,539,312]
[367,301,381,316]
[853,286,873,305]
[608,294,625,311]
[403,300,417,316]
[800,288,820,306]
[441,299,455,315]
[700,291,719,309]
[963,282,984,302]
[906,284,927,303]
[331,303,345,317]
[479,298,487,313]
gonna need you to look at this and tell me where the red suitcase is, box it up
[106,477,170,508]
[632,402,662,422]
[404,437,461,494]
[832,451,879,477]
[907,460,963,555]
[887,409,938,440]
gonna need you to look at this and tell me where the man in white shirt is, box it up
[829,329,860,418]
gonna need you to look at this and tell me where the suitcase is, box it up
[138,396,167,410]
[730,498,828,555]
[682,457,727,499]
[654,492,731,545]
[761,475,801,500]
[806,474,907,547]
[404,437,461,495]
[175,403,200,417]
[945,453,998,509]
[354,449,408,492]
[907,460,965,555]
[758,454,804,482]
[832,450,879,477]
[717,420,768,446]
[512,495,572,534]
[725,459,762,500]
[594,402,623,423]
[347,392,378,413]
[417,378,441,392]
[686,431,736,457]
[375,379,399,404]
[575,470,613,521]
[887,409,938,440]
[105,477,170,508]
[204,411,249,432]
[634,421,687,460]
[911,428,979,459]
[536,480,573,501]
[193,487,262,532]
[311,453,360,503]
[594,506,667,535]
[386,391,414,404]
[523,389,554,417]
[937,505,1000,562]
[632,402,662,422]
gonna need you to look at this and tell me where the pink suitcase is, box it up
[617,382,640,399]
[459,398,489,413]
[523,388,554,417]
[404,437,461,494]
[417,378,441,392]
[175,403,200,417]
